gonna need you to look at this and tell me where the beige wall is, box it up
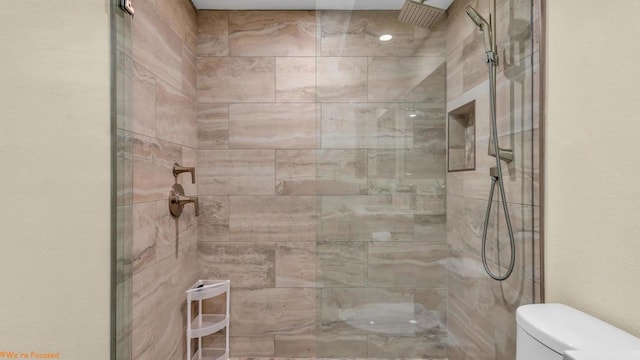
[0,1,111,359]
[545,0,640,336]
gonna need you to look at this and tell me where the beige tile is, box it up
[274,335,317,358]
[367,334,447,359]
[368,57,445,102]
[414,288,448,336]
[229,11,316,56]
[197,196,229,242]
[320,287,415,335]
[155,200,177,261]
[197,57,275,103]
[148,0,197,52]
[317,57,367,102]
[318,242,367,287]
[198,11,229,56]
[367,242,448,288]
[229,103,316,149]
[413,102,446,151]
[132,202,157,274]
[275,150,368,195]
[155,78,197,148]
[132,0,183,91]
[133,134,182,203]
[132,62,156,138]
[131,265,159,360]
[462,31,488,93]
[276,242,317,288]
[320,10,414,56]
[321,103,413,149]
[229,196,318,242]
[199,242,276,288]
[413,17,448,56]
[197,150,275,195]
[275,150,316,195]
[316,334,368,358]
[230,288,316,335]
[197,103,228,149]
[181,44,197,97]
[230,336,275,357]
[276,57,316,103]
[321,195,414,242]
[367,149,446,195]
[414,195,446,242]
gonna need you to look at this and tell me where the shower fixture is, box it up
[398,0,454,29]
[466,5,516,281]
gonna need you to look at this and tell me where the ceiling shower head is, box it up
[465,6,494,54]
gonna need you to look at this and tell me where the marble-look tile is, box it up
[229,11,316,56]
[367,242,448,289]
[133,134,182,203]
[367,149,446,195]
[275,150,316,195]
[131,264,159,360]
[197,196,229,242]
[321,196,414,242]
[132,62,156,138]
[368,57,445,102]
[276,57,316,103]
[275,150,368,195]
[413,18,448,56]
[155,78,197,148]
[230,288,316,335]
[230,336,275,357]
[318,242,367,287]
[414,288,448,336]
[320,287,415,335]
[199,242,276,288]
[367,334,447,359]
[413,103,446,151]
[197,103,228,149]
[229,103,316,149]
[155,200,177,261]
[132,202,157,275]
[229,196,317,242]
[198,11,229,56]
[462,30,488,93]
[181,44,197,97]
[197,150,275,195]
[274,335,316,358]
[320,11,414,56]
[197,57,275,103]
[116,51,133,132]
[321,103,413,149]
[149,0,197,52]
[133,0,183,92]
[316,334,368,358]
[276,242,317,288]
[414,195,446,242]
[317,57,367,102]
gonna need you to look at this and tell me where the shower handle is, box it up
[169,184,199,218]
[173,163,196,184]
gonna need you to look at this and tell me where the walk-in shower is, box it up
[111,0,542,359]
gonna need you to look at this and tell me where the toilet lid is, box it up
[564,350,640,360]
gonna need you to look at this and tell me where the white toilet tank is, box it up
[516,304,640,360]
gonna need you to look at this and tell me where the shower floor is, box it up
[230,358,446,360]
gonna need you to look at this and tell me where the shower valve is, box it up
[173,163,196,184]
[169,184,199,218]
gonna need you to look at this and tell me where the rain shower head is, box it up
[465,6,494,54]
[398,0,453,29]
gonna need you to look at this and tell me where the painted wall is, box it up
[545,0,640,336]
[0,1,111,359]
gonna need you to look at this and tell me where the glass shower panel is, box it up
[314,7,449,359]
[112,1,133,359]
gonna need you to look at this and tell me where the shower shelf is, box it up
[186,279,230,360]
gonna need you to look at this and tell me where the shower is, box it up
[466,5,517,281]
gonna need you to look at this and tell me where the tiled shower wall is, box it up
[195,10,449,358]
[445,0,541,359]
[129,0,199,359]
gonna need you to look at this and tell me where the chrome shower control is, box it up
[169,184,199,218]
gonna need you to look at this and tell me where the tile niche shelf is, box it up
[448,100,476,172]
[187,279,230,360]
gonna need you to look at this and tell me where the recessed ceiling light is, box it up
[379,34,393,42]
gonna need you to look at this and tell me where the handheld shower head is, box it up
[465,6,494,55]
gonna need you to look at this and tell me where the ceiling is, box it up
[191,0,407,10]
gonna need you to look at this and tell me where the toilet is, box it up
[516,303,640,360]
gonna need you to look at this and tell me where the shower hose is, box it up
[481,53,516,281]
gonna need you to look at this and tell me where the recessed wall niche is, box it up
[448,100,475,172]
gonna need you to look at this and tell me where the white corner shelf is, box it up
[186,279,230,360]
